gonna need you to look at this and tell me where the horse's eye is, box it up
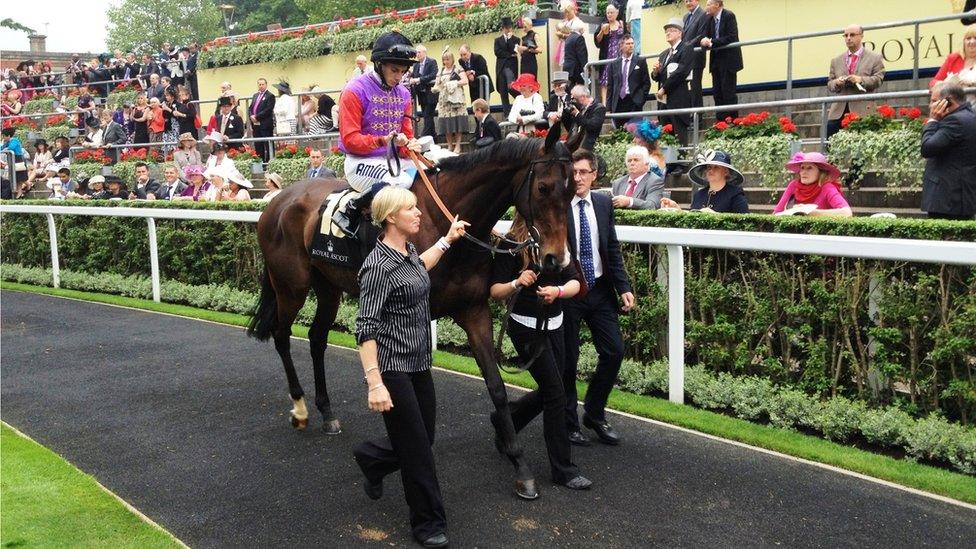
[538,184,551,195]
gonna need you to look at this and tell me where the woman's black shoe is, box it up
[354,454,382,500]
[420,533,449,548]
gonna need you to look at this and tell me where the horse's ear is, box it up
[543,123,561,153]
[565,129,585,153]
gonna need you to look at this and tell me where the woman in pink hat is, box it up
[773,152,852,217]
[507,73,545,134]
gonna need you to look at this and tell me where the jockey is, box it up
[333,31,423,236]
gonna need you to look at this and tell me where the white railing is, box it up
[3,204,975,404]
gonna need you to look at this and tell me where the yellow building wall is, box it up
[199,0,968,104]
[642,0,968,87]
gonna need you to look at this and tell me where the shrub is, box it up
[767,387,819,430]
[730,376,776,421]
[948,432,976,475]
[697,134,799,187]
[266,157,310,185]
[618,359,668,396]
[903,414,957,463]
[815,396,866,442]
[859,406,913,447]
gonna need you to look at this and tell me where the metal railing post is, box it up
[666,244,685,404]
[820,102,829,152]
[786,38,794,117]
[431,320,438,351]
[912,23,921,94]
[147,218,161,302]
[692,112,700,147]
[46,213,61,288]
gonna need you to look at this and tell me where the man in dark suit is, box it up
[305,148,337,179]
[568,85,606,151]
[186,42,200,100]
[682,0,709,108]
[215,96,245,148]
[606,34,651,129]
[145,73,166,101]
[699,0,743,121]
[563,149,636,446]
[409,45,439,138]
[100,112,129,164]
[471,98,501,148]
[155,165,187,200]
[494,17,521,115]
[563,29,589,89]
[652,18,694,145]
[459,44,494,103]
[249,78,276,162]
[921,83,976,220]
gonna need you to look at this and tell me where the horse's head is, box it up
[510,129,579,274]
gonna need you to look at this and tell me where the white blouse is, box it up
[508,93,545,127]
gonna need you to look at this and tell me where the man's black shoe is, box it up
[420,533,449,548]
[568,430,590,446]
[560,475,593,490]
[582,414,621,445]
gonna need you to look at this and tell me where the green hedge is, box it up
[3,263,973,475]
[2,202,974,426]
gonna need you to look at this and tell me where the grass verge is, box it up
[0,423,183,548]
[3,281,976,505]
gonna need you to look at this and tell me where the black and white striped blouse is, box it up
[356,239,432,373]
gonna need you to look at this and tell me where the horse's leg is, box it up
[271,271,312,431]
[309,269,342,435]
[455,306,538,500]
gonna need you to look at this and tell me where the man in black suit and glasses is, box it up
[699,0,743,121]
[682,0,710,108]
[606,34,651,129]
[563,149,636,447]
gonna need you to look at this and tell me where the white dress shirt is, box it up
[571,192,603,281]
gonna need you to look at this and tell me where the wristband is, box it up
[557,286,564,298]
[436,237,451,252]
[511,280,520,290]
[368,383,385,393]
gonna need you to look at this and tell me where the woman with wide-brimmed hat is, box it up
[175,164,216,202]
[662,149,749,213]
[507,73,545,133]
[259,172,284,201]
[173,132,202,174]
[773,152,852,217]
[215,166,252,201]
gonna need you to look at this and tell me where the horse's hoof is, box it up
[290,413,308,431]
[323,419,342,436]
[515,479,539,500]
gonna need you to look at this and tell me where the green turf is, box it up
[3,281,976,505]
[0,423,182,548]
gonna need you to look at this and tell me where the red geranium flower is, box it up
[714,121,729,130]
[908,107,921,119]
[662,124,673,134]
[331,145,340,154]
[877,104,895,118]
[373,7,381,14]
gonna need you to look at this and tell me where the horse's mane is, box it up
[436,137,543,173]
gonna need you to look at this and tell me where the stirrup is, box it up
[332,209,359,238]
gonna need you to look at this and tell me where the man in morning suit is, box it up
[825,24,886,138]
[471,99,502,148]
[409,45,439,138]
[563,27,589,89]
[459,44,494,103]
[921,83,976,220]
[215,96,245,149]
[652,18,694,145]
[567,85,606,151]
[494,17,521,115]
[305,148,337,179]
[699,0,743,121]
[606,34,651,129]
[682,0,709,108]
[249,78,276,162]
[563,149,636,446]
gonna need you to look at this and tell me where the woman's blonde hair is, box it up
[371,186,417,227]
[965,24,976,59]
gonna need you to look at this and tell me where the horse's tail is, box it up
[246,264,278,341]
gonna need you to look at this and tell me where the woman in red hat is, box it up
[773,152,852,217]
[507,73,545,134]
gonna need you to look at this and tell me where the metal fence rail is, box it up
[3,204,974,405]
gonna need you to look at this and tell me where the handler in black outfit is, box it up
[563,150,636,446]
[490,215,593,493]
[354,186,469,549]
[495,17,521,115]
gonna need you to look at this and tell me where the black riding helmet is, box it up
[370,31,418,66]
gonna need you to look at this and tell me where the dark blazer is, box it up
[249,90,276,126]
[306,165,336,179]
[683,6,709,70]
[563,32,589,87]
[567,192,632,295]
[572,101,606,151]
[606,53,651,113]
[652,42,693,108]
[472,115,502,148]
[156,180,187,200]
[410,57,439,103]
[921,103,976,217]
[494,33,521,89]
[460,52,494,101]
[215,111,245,140]
[102,121,128,163]
[705,9,743,72]
[146,83,166,101]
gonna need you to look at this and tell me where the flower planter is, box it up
[251,162,265,174]
[69,128,81,138]
[27,132,41,141]
[101,166,114,175]
[662,146,679,164]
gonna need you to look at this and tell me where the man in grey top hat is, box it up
[651,17,694,145]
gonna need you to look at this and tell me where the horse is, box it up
[247,130,580,498]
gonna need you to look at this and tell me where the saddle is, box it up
[309,189,379,268]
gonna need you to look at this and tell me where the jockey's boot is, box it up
[332,182,388,238]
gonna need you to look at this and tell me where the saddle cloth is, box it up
[318,188,359,238]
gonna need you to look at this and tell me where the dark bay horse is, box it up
[247,132,578,497]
